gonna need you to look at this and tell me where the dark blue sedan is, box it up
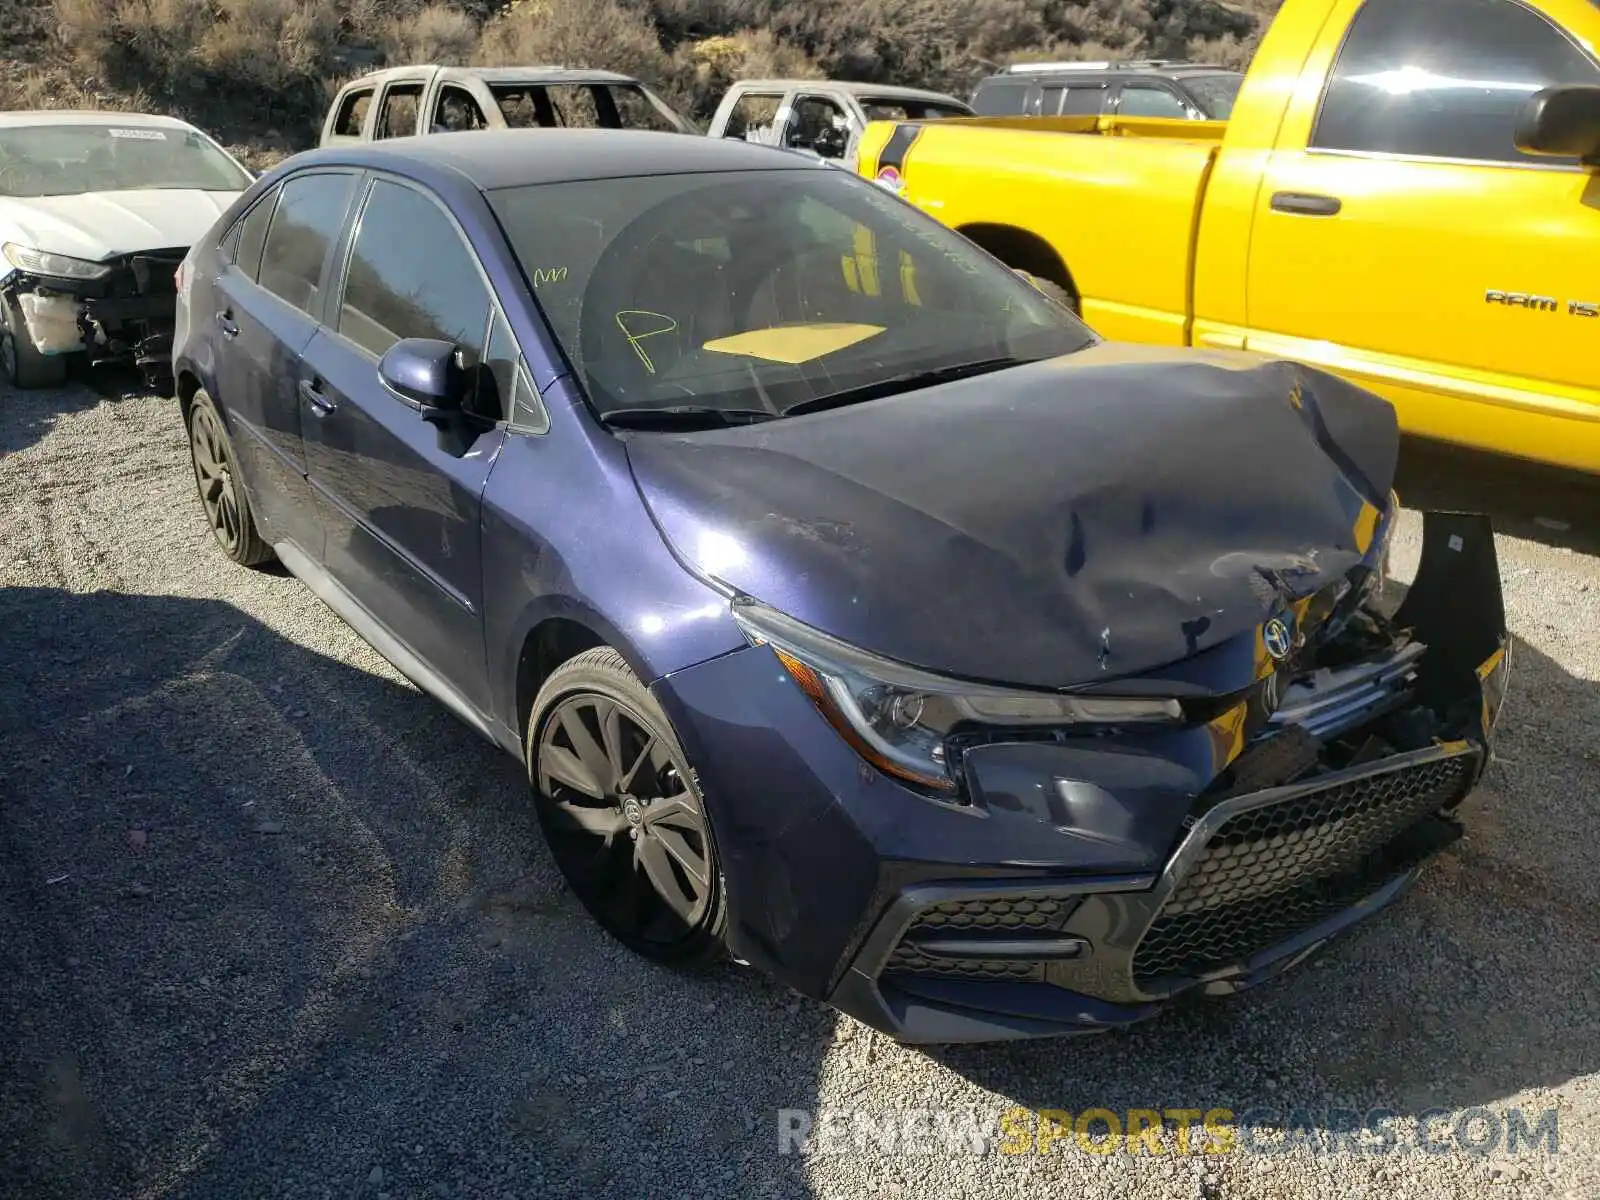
[171,129,1511,1043]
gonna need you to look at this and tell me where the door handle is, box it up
[298,379,335,415]
[215,311,239,338]
[1270,191,1343,216]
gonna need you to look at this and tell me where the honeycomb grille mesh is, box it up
[1133,753,1475,985]
[883,894,1074,981]
[906,894,1072,935]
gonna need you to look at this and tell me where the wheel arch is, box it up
[956,222,1080,308]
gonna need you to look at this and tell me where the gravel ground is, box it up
[1,372,1597,1200]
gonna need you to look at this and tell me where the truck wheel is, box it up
[1018,272,1081,316]
[2,296,69,389]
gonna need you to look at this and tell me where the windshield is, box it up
[860,100,972,121]
[489,168,1097,422]
[489,83,696,133]
[1180,72,1243,119]
[0,122,251,198]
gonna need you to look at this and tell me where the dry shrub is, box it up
[673,29,820,113]
[380,3,480,66]
[479,0,671,81]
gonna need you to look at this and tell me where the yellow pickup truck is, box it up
[853,0,1600,473]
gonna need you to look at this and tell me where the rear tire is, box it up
[1018,271,1080,316]
[528,647,729,965]
[1,296,69,389]
[185,388,275,567]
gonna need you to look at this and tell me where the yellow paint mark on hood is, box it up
[703,323,885,365]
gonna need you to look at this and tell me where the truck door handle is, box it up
[215,311,239,338]
[298,379,335,415]
[1271,191,1343,216]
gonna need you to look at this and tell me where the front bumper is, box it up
[653,511,1510,1043]
[3,248,185,376]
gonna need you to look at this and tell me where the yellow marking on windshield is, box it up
[615,310,678,374]
[532,266,568,287]
[703,323,886,365]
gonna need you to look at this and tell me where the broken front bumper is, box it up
[655,512,1510,1044]
[4,248,185,374]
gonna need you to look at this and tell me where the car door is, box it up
[1113,81,1194,119]
[296,174,507,714]
[783,93,853,160]
[1245,0,1600,458]
[214,169,360,560]
[373,78,427,139]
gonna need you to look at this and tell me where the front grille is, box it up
[1133,752,1476,986]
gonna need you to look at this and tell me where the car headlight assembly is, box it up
[2,243,112,281]
[730,597,1182,796]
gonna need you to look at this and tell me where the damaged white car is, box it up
[0,111,252,391]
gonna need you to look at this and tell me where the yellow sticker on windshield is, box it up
[703,323,886,365]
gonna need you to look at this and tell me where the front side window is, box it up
[487,167,1097,422]
[375,84,423,139]
[1118,84,1189,119]
[786,96,851,158]
[257,172,356,316]
[723,93,784,142]
[1181,72,1242,119]
[433,86,489,133]
[1311,0,1600,164]
[0,122,251,198]
[336,179,492,395]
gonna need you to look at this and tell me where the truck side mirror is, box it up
[1514,84,1600,165]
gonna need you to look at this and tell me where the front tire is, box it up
[185,388,275,567]
[2,296,69,389]
[528,647,729,964]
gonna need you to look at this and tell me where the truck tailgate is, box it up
[861,118,1221,346]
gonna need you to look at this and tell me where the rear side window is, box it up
[257,172,356,316]
[1118,83,1189,118]
[333,89,373,138]
[375,84,424,139]
[336,179,492,374]
[1311,0,1600,164]
[433,85,489,132]
[972,80,1031,115]
[230,190,279,281]
[1044,84,1106,116]
[722,92,784,141]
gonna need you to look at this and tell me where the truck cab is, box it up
[707,79,972,161]
[320,66,700,146]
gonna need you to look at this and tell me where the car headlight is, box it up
[2,243,111,281]
[730,596,1182,795]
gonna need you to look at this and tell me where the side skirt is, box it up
[273,539,514,756]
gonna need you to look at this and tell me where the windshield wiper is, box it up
[782,357,1027,417]
[598,405,779,430]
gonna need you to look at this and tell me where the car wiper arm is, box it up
[782,357,1026,417]
[598,405,779,430]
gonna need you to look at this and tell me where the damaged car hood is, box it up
[0,190,240,264]
[625,343,1399,689]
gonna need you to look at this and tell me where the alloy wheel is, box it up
[189,403,243,554]
[535,693,714,947]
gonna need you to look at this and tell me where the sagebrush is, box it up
[12,0,1284,158]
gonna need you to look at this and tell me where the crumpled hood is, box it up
[0,190,239,263]
[625,342,1399,689]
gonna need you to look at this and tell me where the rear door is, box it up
[373,77,427,139]
[1245,0,1600,466]
[296,174,507,712]
[214,169,360,559]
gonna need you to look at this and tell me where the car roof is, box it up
[0,110,202,130]
[343,64,642,88]
[732,80,972,106]
[282,127,825,190]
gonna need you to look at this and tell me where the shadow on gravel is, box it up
[1396,436,1598,557]
[928,575,1600,1164]
[0,586,827,1200]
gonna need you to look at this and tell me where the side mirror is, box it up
[1514,84,1600,165]
[378,337,468,424]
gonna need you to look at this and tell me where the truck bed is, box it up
[865,115,1223,345]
